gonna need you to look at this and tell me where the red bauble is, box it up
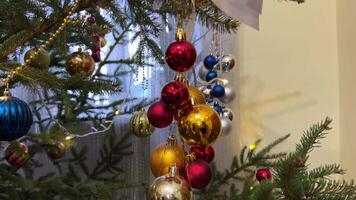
[147,101,174,128]
[165,41,197,72]
[87,16,96,25]
[186,160,212,189]
[256,168,272,182]
[161,81,190,109]
[5,142,29,167]
[190,144,215,163]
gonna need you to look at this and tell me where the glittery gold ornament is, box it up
[24,47,50,70]
[47,142,66,160]
[150,135,185,177]
[149,165,192,200]
[130,109,155,137]
[178,104,221,146]
[100,37,107,48]
[65,51,95,78]
[188,86,206,104]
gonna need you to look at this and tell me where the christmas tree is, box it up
[1,0,354,199]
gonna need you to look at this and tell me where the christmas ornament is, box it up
[178,104,221,146]
[149,165,192,200]
[100,37,107,47]
[91,33,101,63]
[165,41,197,72]
[219,85,236,104]
[24,47,50,70]
[65,51,95,78]
[220,54,236,72]
[203,55,219,70]
[47,142,65,160]
[213,102,223,114]
[5,142,29,167]
[198,64,209,80]
[187,86,206,105]
[220,117,233,136]
[205,70,218,82]
[147,101,174,128]
[256,168,272,182]
[186,160,212,189]
[0,96,33,141]
[86,16,96,25]
[222,108,234,121]
[161,81,190,109]
[130,109,155,137]
[210,84,225,98]
[190,144,215,163]
[150,136,185,177]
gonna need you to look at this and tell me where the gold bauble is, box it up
[65,51,95,78]
[188,86,206,104]
[24,47,50,70]
[149,165,192,200]
[47,142,66,160]
[100,37,107,48]
[130,109,155,137]
[150,136,185,177]
[178,104,221,146]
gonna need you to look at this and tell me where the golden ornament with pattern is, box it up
[130,109,155,137]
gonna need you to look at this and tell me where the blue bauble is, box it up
[213,102,223,114]
[0,96,33,141]
[205,70,218,82]
[210,85,225,98]
[204,55,219,70]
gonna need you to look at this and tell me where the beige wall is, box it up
[337,0,356,179]
[237,0,341,169]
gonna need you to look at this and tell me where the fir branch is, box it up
[308,164,345,180]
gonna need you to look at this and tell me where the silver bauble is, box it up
[220,55,236,72]
[149,165,192,200]
[220,85,236,104]
[220,117,233,136]
[222,108,234,121]
[198,64,209,81]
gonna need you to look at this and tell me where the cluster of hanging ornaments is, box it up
[198,34,236,137]
[143,24,225,200]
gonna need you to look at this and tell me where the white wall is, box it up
[237,0,340,169]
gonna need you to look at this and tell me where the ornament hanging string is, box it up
[2,0,81,96]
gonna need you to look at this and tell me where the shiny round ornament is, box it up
[256,168,272,182]
[0,96,33,141]
[5,142,29,167]
[165,41,197,72]
[178,104,221,146]
[220,117,233,137]
[24,47,50,70]
[213,102,223,114]
[150,136,185,177]
[198,64,209,81]
[190,144,215,163]
[219,85,236,104]
[220,54,236,72]
[149,165,192,200]
[65,51,95,78]
[210,84,225,98]
[222,108,234,121]
[188,86,206,105]
[100,37,107,47]
[130,110,155,137]
[186,160,212,189]
[47,142,65,160]
[161,81,190,109]
[147,101,174,128]
[203,55,219,70]
[205,70,218,82]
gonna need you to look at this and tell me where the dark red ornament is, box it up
[91,33,101,62]
[190,144,215,163]
[165,41,197,72]
[86,16,96,25]
[161,81,190,110]
[5,142,30,167]
[256,168,272,182]
[147,101,174,128]
[186,160,212,189]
